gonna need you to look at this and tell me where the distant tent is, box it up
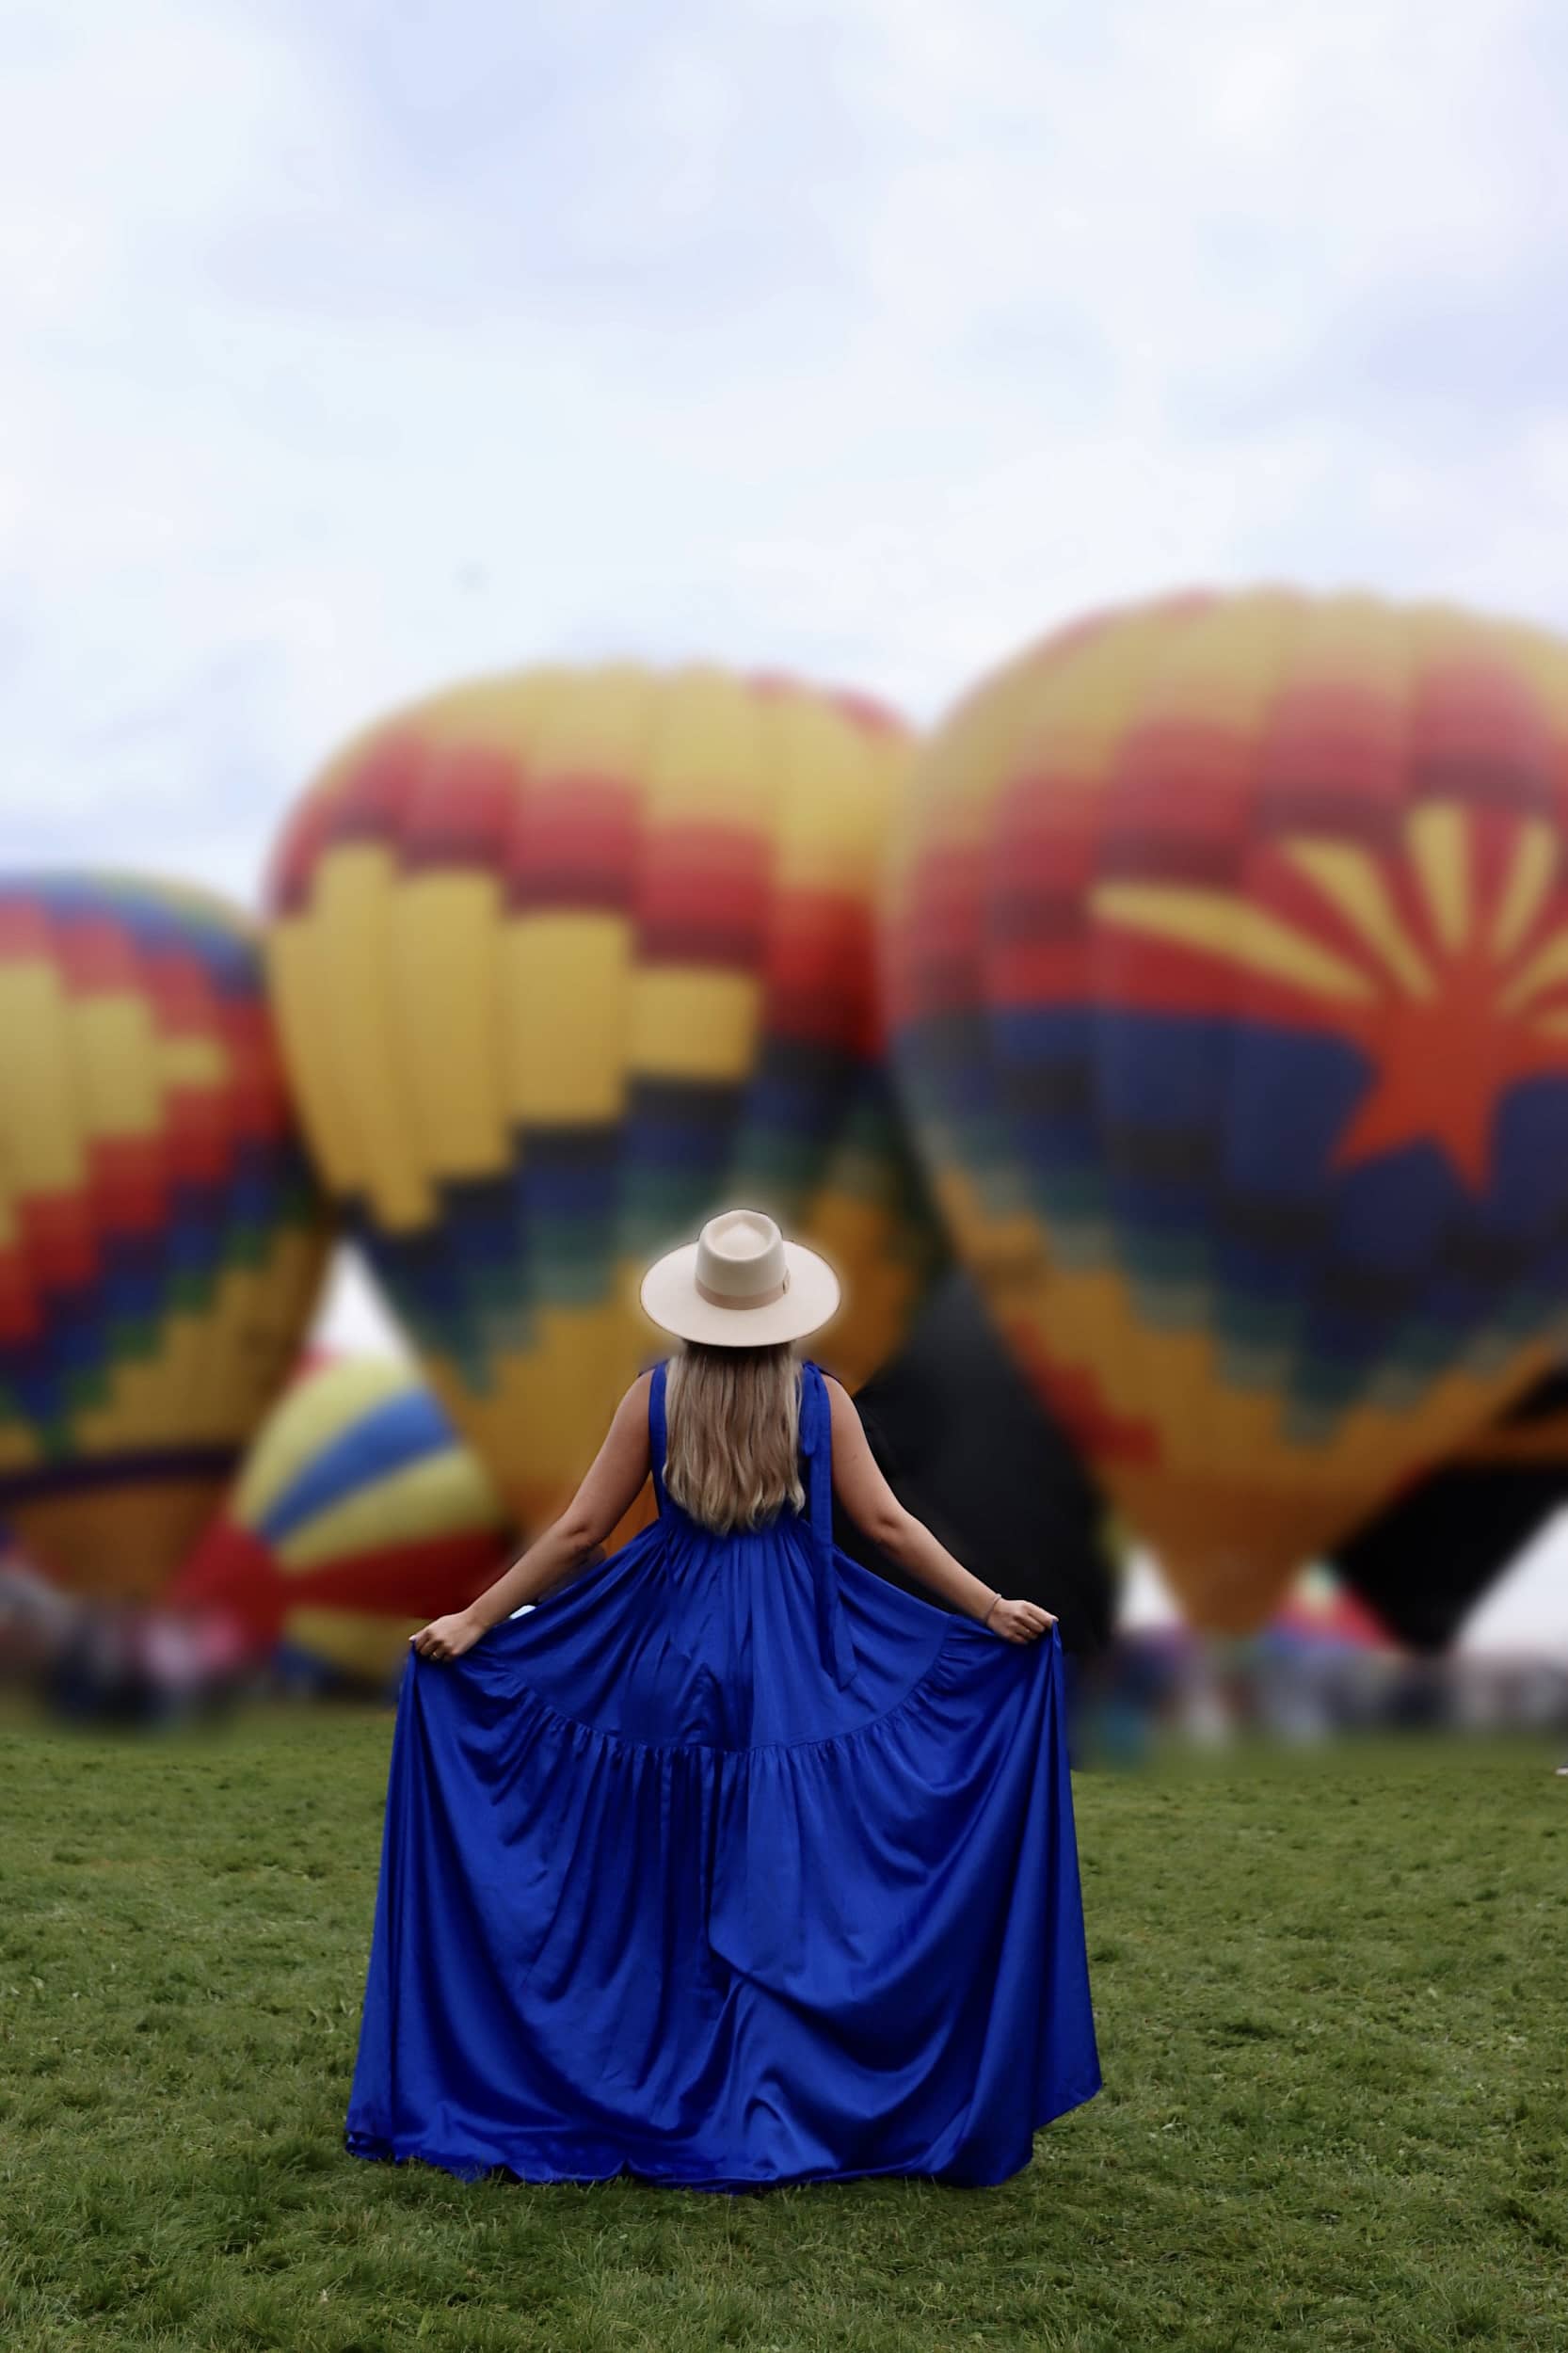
[831,1268,1116,1657]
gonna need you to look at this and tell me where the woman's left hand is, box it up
[408,1612,484,1663]
[986,1597,1057,1644]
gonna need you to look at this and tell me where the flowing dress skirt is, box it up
[345,1361,1100,2188]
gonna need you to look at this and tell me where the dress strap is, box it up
[798,1361,837,1548]
[798,1361,859,1689]
[648,1360,670,1513]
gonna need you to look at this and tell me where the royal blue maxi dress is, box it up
[345,1360,1100,2189]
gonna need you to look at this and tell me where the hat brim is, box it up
[638,1237,841,1348]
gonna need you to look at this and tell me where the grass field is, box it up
[1,1708,1564,2353]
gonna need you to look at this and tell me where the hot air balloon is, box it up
[169,1354,514,1687]
[885,591,1568,1631]
[265,665,938,1531]
[1263,1563,1396,1653]
[1335,1367,1568,1651]
[0,876,330,1599]
[832,1266,1115,1656]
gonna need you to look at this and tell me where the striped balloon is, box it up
[170,1355,513,1686]
[886,591,1568,1630]
[265,664,938,1529]
[0,875,330,1599]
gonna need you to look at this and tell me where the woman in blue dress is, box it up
[345,1209,1100,2190]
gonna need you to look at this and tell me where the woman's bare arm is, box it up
[409,1375,653,1659]
[824,1376,1054,1643]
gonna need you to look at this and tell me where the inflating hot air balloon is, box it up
[833,1266,1115,1656]
[169,1354,513,1686]
[886,591,1568,1631]
[0,876,330,1599]
[1335,1366,1568,1651]
[265,664,938,1530]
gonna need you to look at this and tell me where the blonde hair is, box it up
[664,1342,807,1533]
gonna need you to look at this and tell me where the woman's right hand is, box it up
[985,1597,1056,1644]
[408,1611,486,1663]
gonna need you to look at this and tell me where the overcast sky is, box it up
[7,0,1568,891]
[5,0,1567,1640]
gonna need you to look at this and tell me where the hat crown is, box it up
[695,1209,787,1303]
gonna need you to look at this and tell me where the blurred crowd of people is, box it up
[0,1548,251,1730]
[1071,1625,1568,1766]
[7,1522,1565,1754]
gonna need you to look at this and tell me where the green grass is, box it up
[1,1710,1564,2353]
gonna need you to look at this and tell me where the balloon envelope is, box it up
[1261,1563,1397,1652]
[266,664,939,1529]
[0,875,330,1598]
[170,1354,513,1686]
[1335,1368,1568,1651]
[886,591,1568,1630]
[833,1267,1115,1656]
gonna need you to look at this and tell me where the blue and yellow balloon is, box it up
[171,1355,513,1686]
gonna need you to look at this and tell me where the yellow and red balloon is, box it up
[265,664,938,1529]
[0,875,330,1598]
[886,591,1568,1629]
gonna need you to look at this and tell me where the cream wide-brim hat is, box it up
[639,1209,841,1349]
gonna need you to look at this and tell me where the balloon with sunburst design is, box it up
[885,590,1568,1630]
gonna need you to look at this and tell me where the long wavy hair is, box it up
[663,1341,806,1533]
